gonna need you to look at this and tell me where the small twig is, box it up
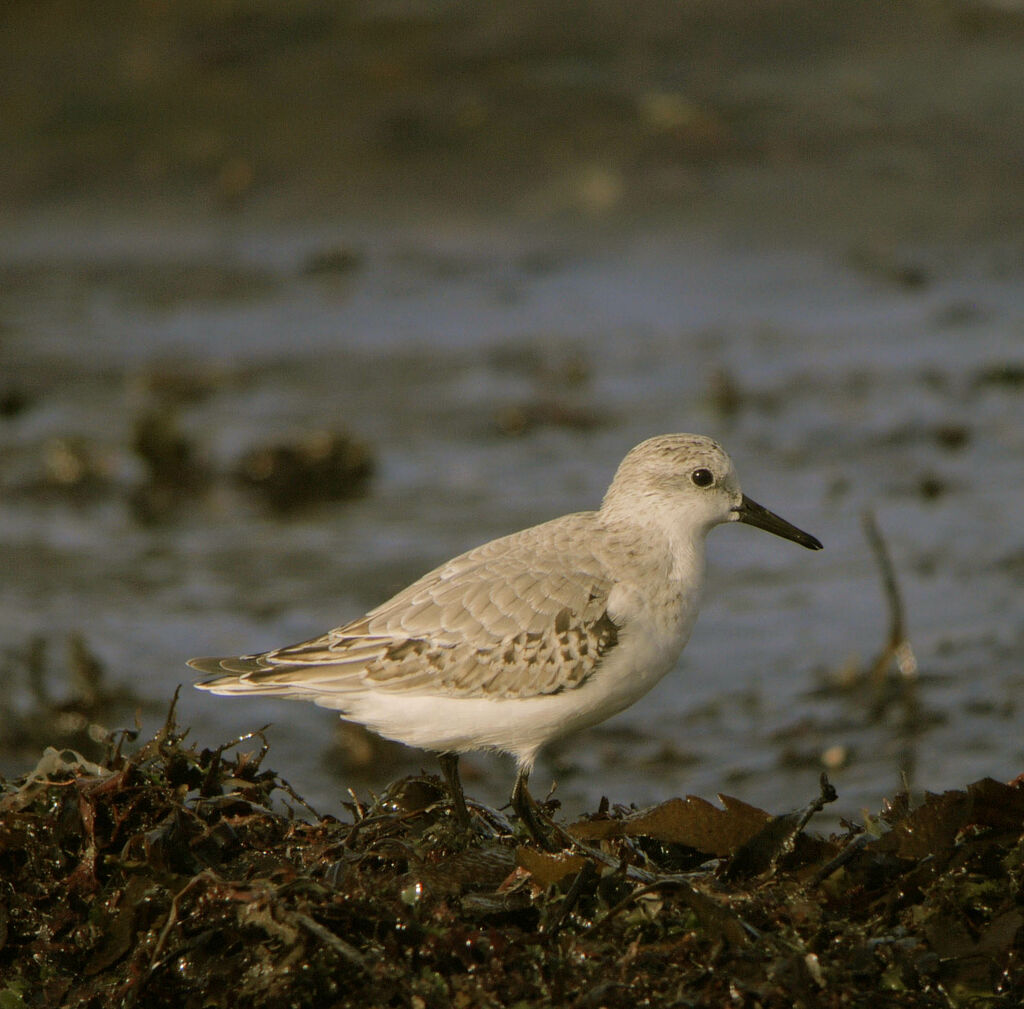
[127,869,221,1005]
[466,797,516,837]
[723,774,838,880]
[211,725,273,766]
[584,877,688,936]
[809,834,870,887]
[156,686,184,746]
[862,509,922,767]
[272,774,322,821]
[863,508,904,647]
[293,912,366,970]
[796,773,838,835]
[542,859,598,938]
[862,509,918,689]
[551,821,658,884]
[149,870,218,967]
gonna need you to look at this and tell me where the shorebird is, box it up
[190,434,822,846]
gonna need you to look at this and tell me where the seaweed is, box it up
[1,695,1022,1008]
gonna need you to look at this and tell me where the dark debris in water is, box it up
[301,243,365,277]
[0,634,151,767]
[235,430,374,513]
[5,382,376,523]
[491,347,608,437]
[129,407,211,523]
[2,700,1023,1007]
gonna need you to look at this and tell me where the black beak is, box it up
[734,495,822,550]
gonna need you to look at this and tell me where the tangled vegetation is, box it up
[1,693,1022,1008]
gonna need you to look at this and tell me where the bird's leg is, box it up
[438,752,471,828]
[511,767,559,852]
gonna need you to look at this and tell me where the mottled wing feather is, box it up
[192,514,623,700]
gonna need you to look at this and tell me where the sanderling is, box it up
[190,433,821,846]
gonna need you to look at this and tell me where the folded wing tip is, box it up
[188,655,263,692]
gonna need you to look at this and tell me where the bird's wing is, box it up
[191,513,624,700]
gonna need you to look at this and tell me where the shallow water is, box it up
[2,207,1021,827]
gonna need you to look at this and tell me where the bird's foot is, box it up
[511,773,562,852]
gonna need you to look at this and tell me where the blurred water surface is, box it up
[1,0,1023,824]
[1,210,1021,825]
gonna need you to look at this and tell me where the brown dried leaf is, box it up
[722,811,802,880]
[964,777,1024,830]
[515,847,588,886]
[882,789,972,859]
[878,777,1024,861]
[571,795,770,855]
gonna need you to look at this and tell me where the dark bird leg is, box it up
[512,766,559,852]
[438,752,471,828]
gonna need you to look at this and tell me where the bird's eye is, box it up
[691,468,714,488]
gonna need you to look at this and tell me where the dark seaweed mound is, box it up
[2,695,1022,1008]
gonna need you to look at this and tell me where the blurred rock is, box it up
[326,721,412,776]
[0,385,31,418]
[133,408,203,486]
[933,423,970,451]
[917,472,947,500]
[492,345,605,435]
[129,407,209,523]
[973,362,1024,389]
[236,430,374,513]
[0,634,144,765]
